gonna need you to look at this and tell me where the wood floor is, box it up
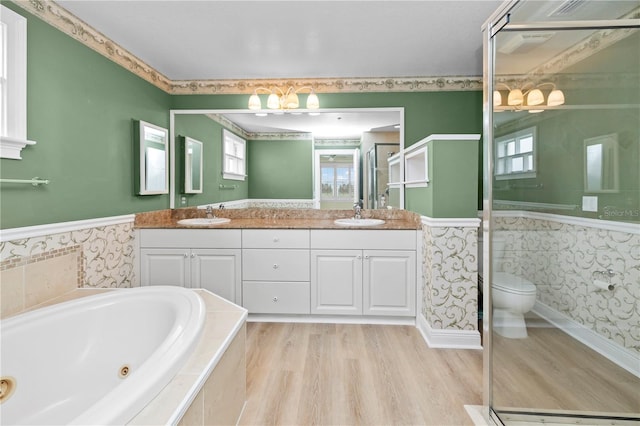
[238,322,483,426]
[492,315,640,417]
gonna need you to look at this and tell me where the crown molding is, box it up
[15,0,482,95]
[15,0,173,92]
[16,1,639,96]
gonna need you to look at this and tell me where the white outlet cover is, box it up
[582,196,598,212]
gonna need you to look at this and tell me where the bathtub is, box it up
[0,286,206,425]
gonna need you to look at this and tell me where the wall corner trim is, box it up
[0,214,135,242]
[421,215,481,228]
[417,314,482,350]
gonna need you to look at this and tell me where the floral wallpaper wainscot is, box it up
[0,222,136,288]
[422,224,479,331]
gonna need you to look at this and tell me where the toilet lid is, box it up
[493,272,536,294]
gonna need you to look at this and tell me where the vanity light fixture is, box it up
[494,82,564,113]
[248,86,320,111]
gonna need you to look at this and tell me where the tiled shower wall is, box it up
[0,221,136,318]
[422,224,479,330]
[494,214,640,353]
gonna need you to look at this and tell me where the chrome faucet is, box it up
[354,203,362,220]
[205,205,215,218]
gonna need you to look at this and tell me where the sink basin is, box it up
[177,218,231,226]
[334,218,385,227]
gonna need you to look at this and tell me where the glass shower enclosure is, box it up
[482,1,639,424]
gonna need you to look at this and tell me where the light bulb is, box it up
[507,89,523,106]
[493,90,502,107]
[526,89,544,106]
[248,93,261,110]
[547,89,565,106]
[306,91,320,109]
[267,93,280,109]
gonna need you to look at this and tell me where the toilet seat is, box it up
[493,272,536,295]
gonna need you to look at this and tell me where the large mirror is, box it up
[135,120,168,195]
[169,108,403,209]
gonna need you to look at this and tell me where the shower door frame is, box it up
[482,2,640,425]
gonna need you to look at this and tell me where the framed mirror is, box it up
[182,136,203,193]
[584,133,619,193]
[135,120,168,195]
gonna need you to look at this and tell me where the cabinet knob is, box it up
[191,253,196,258]
[273,237,280,242]
[357,255,362,259]
[273,264,279,269]
[183,253,188,258]
[272,297,278,302]
[364,255,370,259]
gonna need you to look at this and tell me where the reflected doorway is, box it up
[314,149,359,209]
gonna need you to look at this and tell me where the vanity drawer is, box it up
[242,281,310,314]
[242,249,310,281]
[242,229,310,249]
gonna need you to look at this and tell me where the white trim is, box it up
[417,314,483,349]
[0,214,135,242]
[0,136,36,159]
[421,215,481,228]
[493,209,640,235]
[1,5,35,160]
[247,314,415,325]
[533,301,640,378]
[493,199,578,211]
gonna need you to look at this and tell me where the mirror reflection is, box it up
[182,137,203,194]
[584,133,619,193]
[136,120,168,195]
[170,108,402,209]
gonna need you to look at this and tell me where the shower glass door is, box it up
[485,0,640,424]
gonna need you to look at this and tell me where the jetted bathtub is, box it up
[0,286,206,425]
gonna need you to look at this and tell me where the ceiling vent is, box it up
[548,0,586,17]
[498,32,556,54]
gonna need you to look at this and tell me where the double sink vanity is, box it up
[135,207,421,321]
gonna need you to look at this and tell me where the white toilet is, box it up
[491,238,537,339]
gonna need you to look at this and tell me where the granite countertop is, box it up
[134,208,421,230]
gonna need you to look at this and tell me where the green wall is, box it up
[173,114,249,207]
[495,106,639,221]
[248,139,313,199]
[1,1,485,229]
[405,138,479,218]
[0,2,171,229]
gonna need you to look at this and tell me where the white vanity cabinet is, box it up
[241,230,311,314]
[138,229,242,304]
[310,230,417,317]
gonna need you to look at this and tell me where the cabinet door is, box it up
[311,250,362,315]
[191,249,241,304]
[363,250,416,316]
[140,248,189,287]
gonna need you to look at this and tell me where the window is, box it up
[0,5,34,160]
[222,129,246,181]
[495,126,536,180]
[321,164,354,201]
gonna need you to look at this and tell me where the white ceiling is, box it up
[56,0,503,81]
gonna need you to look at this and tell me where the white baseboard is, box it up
[247,314,415,326]
[417,314,482,349]
[533,301,640,378]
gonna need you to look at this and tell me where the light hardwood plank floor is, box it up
[492,314,640,417]
[239,322,483,426]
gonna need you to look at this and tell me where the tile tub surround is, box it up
[13,288,248,425]
[0,246,82,318]
[134,207,422,230]
[494,212,640,354]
